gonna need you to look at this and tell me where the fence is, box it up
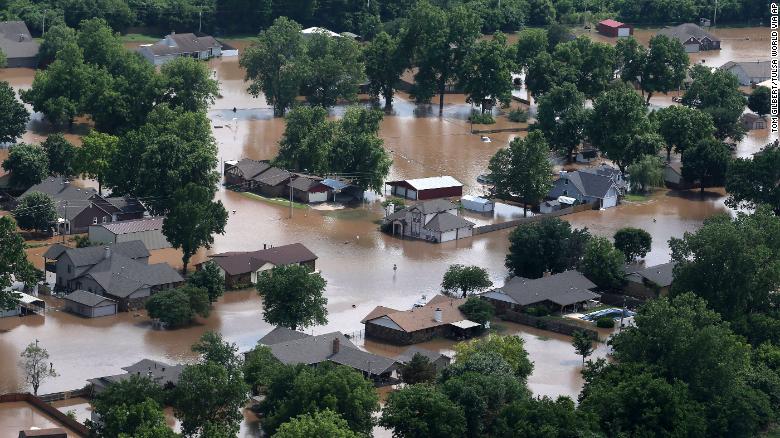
[502,310,599,340]
[0,392,90,437]
[473,203,594,235]
[471,127,528,134]
[38,386,91,402]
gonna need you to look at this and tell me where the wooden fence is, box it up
[473,203,595,235]
[471,127,528,134]
[38,386,91,402]
[502,310,599,340]
[0,392,90,437]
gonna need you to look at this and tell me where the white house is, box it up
[138,32,223,66]
[547,170,620,209]
[719,60,771,86]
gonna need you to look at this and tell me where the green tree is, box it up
[514,28,548,71]
[76,130,117,195]
[91,374,164,415]
[459,32,514,113]
[2,143,49,188]
[76,18,123,68]
[191,331,240,370]
[535,82,588,163]
[683,65,746,141]
[171,361,249,437]
[145,286,210,328]
[240,17,305,116]
[188,261,225,302]
[494,396,599,438]
[398,353,437,384]
[301,33,365,108]
[159,57,220,112]
[14,192,57,232]
[505,217,591,278]
[654,105,716,161]
[725,142,780,215]
[37,24,78,67]
[256,264,327,331]
[453,334,533,381]
[615,36,646,86]
[96,399,178,438]
[641,35,689,104]
[458,296,494,325]
[748,85,771,117]
[0,46,5,67]
[627,154,664,194]
[243,345,283,393]
[260,363,379,436]
[528,0,556,25]
[441,264,492,298]
[681,138,731,195]
[581,236,625,290]
[487,131,552,216]
[525,51,576,97]
[613,227,652,262]
[364,31,405,110]
[380,384,466,438]
[274,409,360,438]
[553,37,616,99]
[19,340,58,395]
[41,134,76,177]
[571,330,594,365]
[0,81,29,144]
[0,216,37,310]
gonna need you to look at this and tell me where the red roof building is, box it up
[597,19,633,37]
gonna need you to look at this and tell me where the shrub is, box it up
[596,317,615,328]
[524,306,550,317]
[508,108,529,123]
[458,297,494,325]
[469,111,495,124]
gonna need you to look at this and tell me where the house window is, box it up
[563,190,568,196]
[67,265,72,274]
[102,216,108,223]
[564,179,569,185]
[757,121,766,129]
[93,217,98,224]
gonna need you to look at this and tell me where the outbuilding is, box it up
[63,290,117,318]
[89,217,171,250]
[386,176,463,200]
[597,19,633,37]
[460,195,494,212]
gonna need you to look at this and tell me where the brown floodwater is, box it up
[0,32,764,433]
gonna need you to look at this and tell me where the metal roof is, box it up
[599,19,626,28]
[387,176,463,191]
[63,290,116,307]
[321,178,350,191]
[98,217,164,235]
[450,320,481,329]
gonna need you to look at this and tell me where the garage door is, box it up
[309,191,328,203]
[618,28,630,37]
[93,304,117,317]
[439,230,458,242]
[602,195,617,209]
[407,189,417,200]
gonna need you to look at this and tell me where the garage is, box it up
[386,176,463,200]
[63,290,118,318]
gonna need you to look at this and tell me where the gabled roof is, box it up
[395,346,450,365]
[384,199,458,222]
[121,359,184,386]
[98,217,163,235]
[658,23,720,43]
[559,171,617,199]
[599,19,626,28]
[43,243,68,260]
[143,33,221,56]
[207,243,317,276]
[423,212,475,232]
[362,295,471,333]
[63,290,116,307]
[387,176,463,191]
[288,175,325,192]
[61,241,150,267]
[230,158,271,180]
[105,196,146,214]
[258,327,311,345]
[498,270,598,307]
[321,178,351,191]
[0,21,39,59]
[254,167,291,186]
[21,177,98,201]
[625,262,676,288]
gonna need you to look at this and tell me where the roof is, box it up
[384,199,459,222]
[19,429,67,437]
[450,320,482,329]
[625,262,676,287]
[498,270,599,307]
[395,346,450,364]
[720,60,770,79]
[599,19,626,27]
[362,295,472,333]
[559,171,617,199]
[387,176,463,191]
[258,327,311,345]
[21,177,98,201]
[423,212,475,232]
[657,23,720,43]
[254,167,291,186]
[59,241,150,267]
[63,290,116,307]
[142,33,221,56]
[230,158,271,180]
[121,359,184,386]
[207,243,317,276]
[105,197,145,214]
[321,178,350,191]
[0,21,39,59]
[301,27,341,37]
[360,306,398,323]
[288,175,325,192]
[43,243,68,260]
[98,217,164,235]
[461,195,491,204]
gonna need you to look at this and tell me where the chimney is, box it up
[434,308,443,323]
[263,244,267,250]
[104,246,111,260]
[332,337,340,354]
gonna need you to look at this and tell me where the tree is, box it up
[571,330,594,365]
[19,340,58,395]
[683,65,746,141]
[171,361,249,437]
[42,134,76,177]
[14,192,57,233]
[487,131,552,216]
[505,217,591,278]
[274,409,360,438]
[613,227,652,262]
[300,33,365,108]
[0,45,5,67]
[159,57,219,112]
[0,81,30,144]
[615,36,646,86]
[627,154,664,194]
[2,143,49,188]
[453,334,533,381]
[37,24,78,67]
[459,32,514,113]
[240,17,305,116]
[191,331,240,370]
[398,353,437,384]
[91,374,164,414]
[0,216,37,310]
[493,396,599,438]
[514,28,548,71]
[748,86,771,117]
[458,297,494,326]
[94,398,177,438]
[243,345,283,393]
[552,37,615,99]
[74,130,116,195]
[681,138,731,195]
[525,51,576,97]
[535,82,588,163]
[163,183,228,274]
[441,264,492,298]
[76,18,124,68]
[581,237,625,290]
[188,261,225,302]
[256,264,327,331]
[654,105,716,161]
[364,31,406,110]
[725,142,780,215]
[260,363,379,436]
[641,35,689,103]
[145,286,211,328]
[528,0,556,25]
[380,384,466,438]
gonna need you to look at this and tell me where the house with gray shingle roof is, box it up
[481,270,599,314]
[88,359,184,394]
[199,243,317,289]
[63,290,117,318]
[138,32,223,65]
[720,60,770,86]
[623,262,676,300]
[394,346,451,372]
[547,169,620,209]
[657,23,720,52]
[383,199,475,243]
[0,21,38,67]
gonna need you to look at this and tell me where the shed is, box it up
[88,217,171,250]
[386,176,463,200]
[460,195,494,212]
[597,19,633,37]
[288,176,329,203]
[63,290,117,318]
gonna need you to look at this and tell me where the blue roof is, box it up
[321,178,349,190]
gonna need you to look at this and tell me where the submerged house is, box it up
[719,60,770,86]
[88,359,184,394]
[0,21,39,67]
[138,32,223,65]
[394,346,451,372]
[199,243,317,288]
[386,176,463,200]
[88,217,170,250]
[657,23,720,52]
[383,199,475,243]
[481,270,599,315]
[547,170,620,209]
[362,295,482,345]
[623,262,676,300]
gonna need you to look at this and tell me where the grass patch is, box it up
[469,111,496,125]
[536,335,551,341]
[25,242,51,249]
[624,193,650,202]
[240,192,308,209]
[120,33,160,43]
[322,209,370,220]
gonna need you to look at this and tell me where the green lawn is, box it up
[240,192,308,209]
[120,33,160,43]
[623,193,650,202]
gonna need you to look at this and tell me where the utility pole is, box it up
[42,9,46,36]
[288,170,293,219]
[713,0,718,27]
[198,10,203,34]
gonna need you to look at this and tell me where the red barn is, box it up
[386,176,463,200]
[597,19,633,37]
